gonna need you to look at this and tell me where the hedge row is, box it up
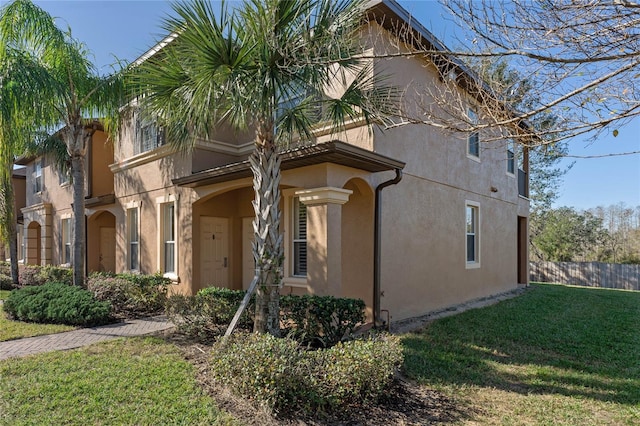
[167,288,366,346]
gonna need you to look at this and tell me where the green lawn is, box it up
[1,290,75,341]
[0,337,236,425]
[402,283,640,425]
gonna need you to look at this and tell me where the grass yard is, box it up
[0,290,75,341]
[0,313,75,342]
[0,337,236,426]
[402,283,640,425]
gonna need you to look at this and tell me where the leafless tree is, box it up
[371,0,640,152]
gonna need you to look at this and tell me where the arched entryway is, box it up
[26,221,42,265]
[87,211,116,273]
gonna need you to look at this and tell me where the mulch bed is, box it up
[162,331,475,425]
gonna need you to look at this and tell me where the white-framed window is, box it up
[61,218,72,265]
[127,207,140,271]
[467,108,480,158]
[58,166,70,186]
[34,158,43,193]
[466,202,480,267]
[161,202,176,274]
[292,196,307,277]
[507,140,516,175]
[136,116,165,154]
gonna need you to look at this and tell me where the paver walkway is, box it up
[0,316,174,360]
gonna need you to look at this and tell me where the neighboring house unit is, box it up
[15,0,529,325]
[1,168,27,262]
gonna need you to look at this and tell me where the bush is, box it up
[0,261,10,276]
[166,287,254,340]
[167,289,365,345]
[0,273,14,290]
[3,282,112,326]
[281,295,366,347]
[18,264,73,287]
[210,333,403,412]
[87,272,170,318]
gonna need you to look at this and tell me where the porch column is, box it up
[296,187,352,297]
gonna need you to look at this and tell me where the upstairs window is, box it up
[507,140,516,175]
[135,114,165,155]
[467,108,479,158]
[292,197,307,277]
[34,158,43,193]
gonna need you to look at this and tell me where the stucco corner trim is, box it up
[295,187,353,205]
[109,144,174,173]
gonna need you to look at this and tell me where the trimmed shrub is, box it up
[3,282,112,326]
[308,335,404,407]
[39,265,73,285]
[87,272,170,318]
[281,294,366,347]
[18,264,73,287]
[210,333,403,412]
[166,287,254,340]
[0,273,14,290]
[18,265,45,286]
[0,261,10,276]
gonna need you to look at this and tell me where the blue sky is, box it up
[22,0,640,210]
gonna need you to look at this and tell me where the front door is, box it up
[99,227,116,273]
[200,217,229,288]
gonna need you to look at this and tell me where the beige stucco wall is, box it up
[90,131,114,197]
[359,22,530,322]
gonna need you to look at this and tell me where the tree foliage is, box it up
[532,203,640,263]
[439,0,640,146]
[0,0,125,286]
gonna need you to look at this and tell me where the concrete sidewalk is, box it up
[0,316,174,361]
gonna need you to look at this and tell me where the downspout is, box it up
[374,168,403,328]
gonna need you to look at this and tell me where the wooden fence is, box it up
[530,261,640,291]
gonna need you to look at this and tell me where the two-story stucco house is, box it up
[14,0,529,326]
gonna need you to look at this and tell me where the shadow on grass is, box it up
[402,284,640,406]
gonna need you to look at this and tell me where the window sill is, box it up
[466,262,481,270]
[282,276,307,288]
[466,154,481,163]
[163,272,180,283]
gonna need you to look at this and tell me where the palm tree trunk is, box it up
[70,149,86,287]
[8,221,19,286]
[0,168,19,286]
[251,124,283,336]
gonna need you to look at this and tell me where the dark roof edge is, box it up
[173,140,405,188]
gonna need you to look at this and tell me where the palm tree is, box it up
[135,0,396,334]
[0,33,59,286]
[0,0,125,287]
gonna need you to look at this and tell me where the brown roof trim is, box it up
[173,141,405,188]
[85,193,116,208]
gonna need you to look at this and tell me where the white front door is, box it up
[99,227,116,273]
[200,217,229,288]
[242,217,256,290]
